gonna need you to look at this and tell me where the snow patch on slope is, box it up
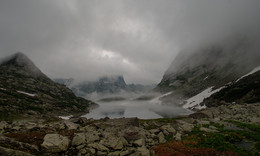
[0,88,6,91]
[236,66,260,82]
[59,115,73,120]
[150,91,173,105]
[183,86,225,110]
[17,90,36,97]
[203,76,209,80]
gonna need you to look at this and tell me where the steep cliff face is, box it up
[155,37,260,106]
[0,52,95,119]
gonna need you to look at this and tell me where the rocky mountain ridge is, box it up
[54,76,155,100]
[155,37,260,107]
[0,52,96,120]
[72,76,127,96]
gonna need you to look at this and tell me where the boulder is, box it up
[175,132,182,141]
[161,124,176,134]
[64,120,79,130]
[97,151,107,156]
[76,145,85,150]
[85,148,96,155]
[79,149,87,155]
[177,120,194,133]
[69,117,88,125]
[41,134,70,153]
[88,143,109,152]
[86,131,100,143]
[136,146,150,156]
[158,132,166,144]
[133,139,145,147]
[103,136,128,150]
[72,133,86,146]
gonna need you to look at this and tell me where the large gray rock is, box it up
[86,131,100,143]
[158,132,166,144]
[175,132,182,141]
[64,120,79,130]
[103,136,128,150]
[72,133,86,146]
[41,134,70,153]
[176,120,194,133]
[88,143,109,152]
[133,138,145,147]
[85,148,96,155]
[161,124,176,134]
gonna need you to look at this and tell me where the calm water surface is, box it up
[83,98,192,119]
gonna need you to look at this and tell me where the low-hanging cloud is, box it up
[0,0,260,84]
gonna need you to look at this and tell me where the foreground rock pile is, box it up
[199,103,260,123]
[0,103,259,156]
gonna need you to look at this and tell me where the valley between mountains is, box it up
[0,44,260,155]
[2,0,260,155]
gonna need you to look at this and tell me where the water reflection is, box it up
[83,98,192,119]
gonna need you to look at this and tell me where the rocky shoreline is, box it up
[0,103,259,156]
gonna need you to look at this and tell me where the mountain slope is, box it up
[155,37,260,104]
[0,52,95,119]
[202,69,260,107]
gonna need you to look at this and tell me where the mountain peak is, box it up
[1,52,45,78]
[1,52,33,67]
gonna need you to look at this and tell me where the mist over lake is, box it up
[83,97,192,119]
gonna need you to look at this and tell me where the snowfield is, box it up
[183,86,225,110]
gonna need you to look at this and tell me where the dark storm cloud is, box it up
[0,0,260,84]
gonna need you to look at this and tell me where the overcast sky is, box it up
[0,0,260,84]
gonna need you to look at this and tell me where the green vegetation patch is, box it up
[226,120,260,133]
[181,121,260,155]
